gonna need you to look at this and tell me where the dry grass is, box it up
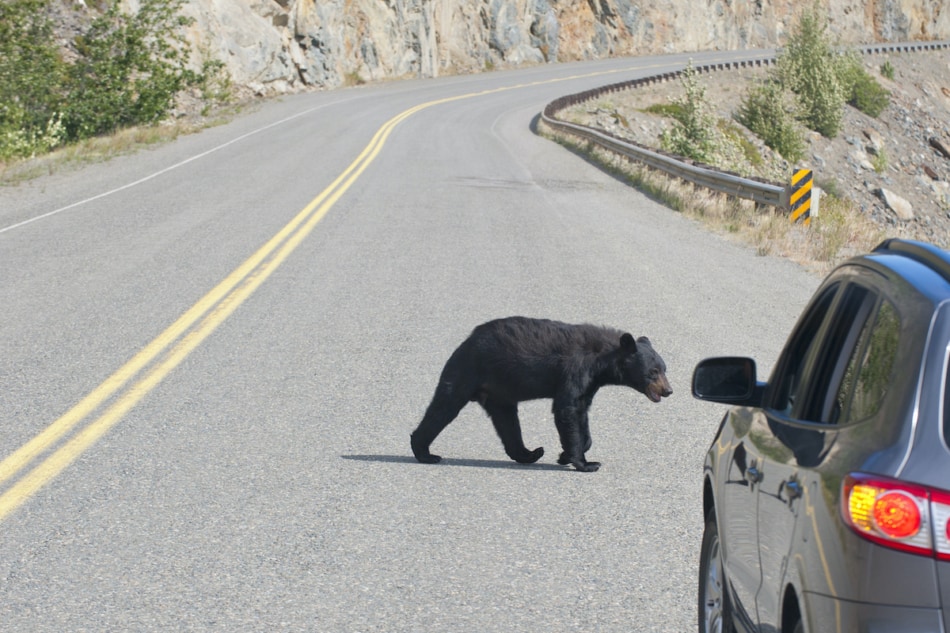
[542,123,894,275]
[0,104,243,186]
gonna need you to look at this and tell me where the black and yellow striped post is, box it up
[789,168,813,225]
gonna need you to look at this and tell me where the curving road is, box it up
[0,51,818,631]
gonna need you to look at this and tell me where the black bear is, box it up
[410,316,672,472]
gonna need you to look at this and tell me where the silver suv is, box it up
[693,239,950,633]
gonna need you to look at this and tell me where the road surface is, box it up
[0,51,818,631]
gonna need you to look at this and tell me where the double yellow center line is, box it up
[0,62,671,523]
[0,98,438,521]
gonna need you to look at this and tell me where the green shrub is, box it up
[880,60,895,80]
[1,0,226,160]
[838,54,890,118]
[659,62,718,163]
[777,2,845,138]
[871,147,888,173]
[63,0,203,140]
[850,72,890,117]
[735,80,805,162]
[0,0,68,158]
[817,177,843,200]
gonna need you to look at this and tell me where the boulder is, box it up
[877,187,915,221]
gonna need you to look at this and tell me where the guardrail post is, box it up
[789,168,814,226]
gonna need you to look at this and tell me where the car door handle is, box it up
[746,466,763,484]
[784,480,803,500]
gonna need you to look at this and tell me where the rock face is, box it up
[131,0,950,96]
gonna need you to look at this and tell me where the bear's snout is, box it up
[646,375,673,402]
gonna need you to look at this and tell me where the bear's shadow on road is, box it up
[341,454,568,471]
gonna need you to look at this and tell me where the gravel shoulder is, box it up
[567,50,950,249]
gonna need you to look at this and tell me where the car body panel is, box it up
[940,561,950,633]
[803,591,944,632]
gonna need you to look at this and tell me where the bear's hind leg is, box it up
[411,382,469,464]
[480,399,544,464]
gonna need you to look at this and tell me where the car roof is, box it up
[852,239,950,306]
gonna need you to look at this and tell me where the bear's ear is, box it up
[620,333,637,353]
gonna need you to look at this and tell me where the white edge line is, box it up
[0,104,327,236]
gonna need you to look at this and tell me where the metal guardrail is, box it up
[541,40,950,212]
[547,116,788,207]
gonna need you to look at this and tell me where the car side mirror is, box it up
[692,357,761,405]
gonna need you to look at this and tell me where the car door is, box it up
[716,283,841,628]
[717,406,765,628]
[754,281,894,629]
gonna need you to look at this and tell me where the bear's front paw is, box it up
[411,434,441,464]
[513,446,544,464]
[573,460,600,472]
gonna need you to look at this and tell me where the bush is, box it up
[0,0,68,158]
[735,79,805,162]
[777,2,845,138]
[659,62,718,163]
[718,119,764,168]
[838,53,890,118]
[880,60,895,80]
[1,0,226,159]
[63,0,203,140]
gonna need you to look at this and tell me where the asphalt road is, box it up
[0,51,819,631]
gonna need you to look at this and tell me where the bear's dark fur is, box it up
[410,316,672,472]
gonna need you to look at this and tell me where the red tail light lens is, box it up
[842,474,932,557]
[872,491,921,539]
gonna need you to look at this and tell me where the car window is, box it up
[769,283,881,423]
[831,298,900,424]
[808,284,875,423]
[768,285,838,416]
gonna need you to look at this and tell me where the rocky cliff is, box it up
[133,0,950,96]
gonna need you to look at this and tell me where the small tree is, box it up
[778,2,845,138]
[660,61,718,163]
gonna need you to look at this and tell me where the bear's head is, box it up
[618,333,673,403]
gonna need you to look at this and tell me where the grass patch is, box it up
[642,102,685,119]
[718,119,764,168]
[871,147,888,174]
[0,102,245,186]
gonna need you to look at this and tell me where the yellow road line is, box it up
[0,56,720,521]
[0,103,409,521]
[0,104,392,487]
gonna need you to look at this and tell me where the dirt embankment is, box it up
[571,50,950,249]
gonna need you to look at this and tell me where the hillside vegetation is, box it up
[0,0,227,162]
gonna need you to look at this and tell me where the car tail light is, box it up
[932,489,950,562]
[842,474,944,558]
